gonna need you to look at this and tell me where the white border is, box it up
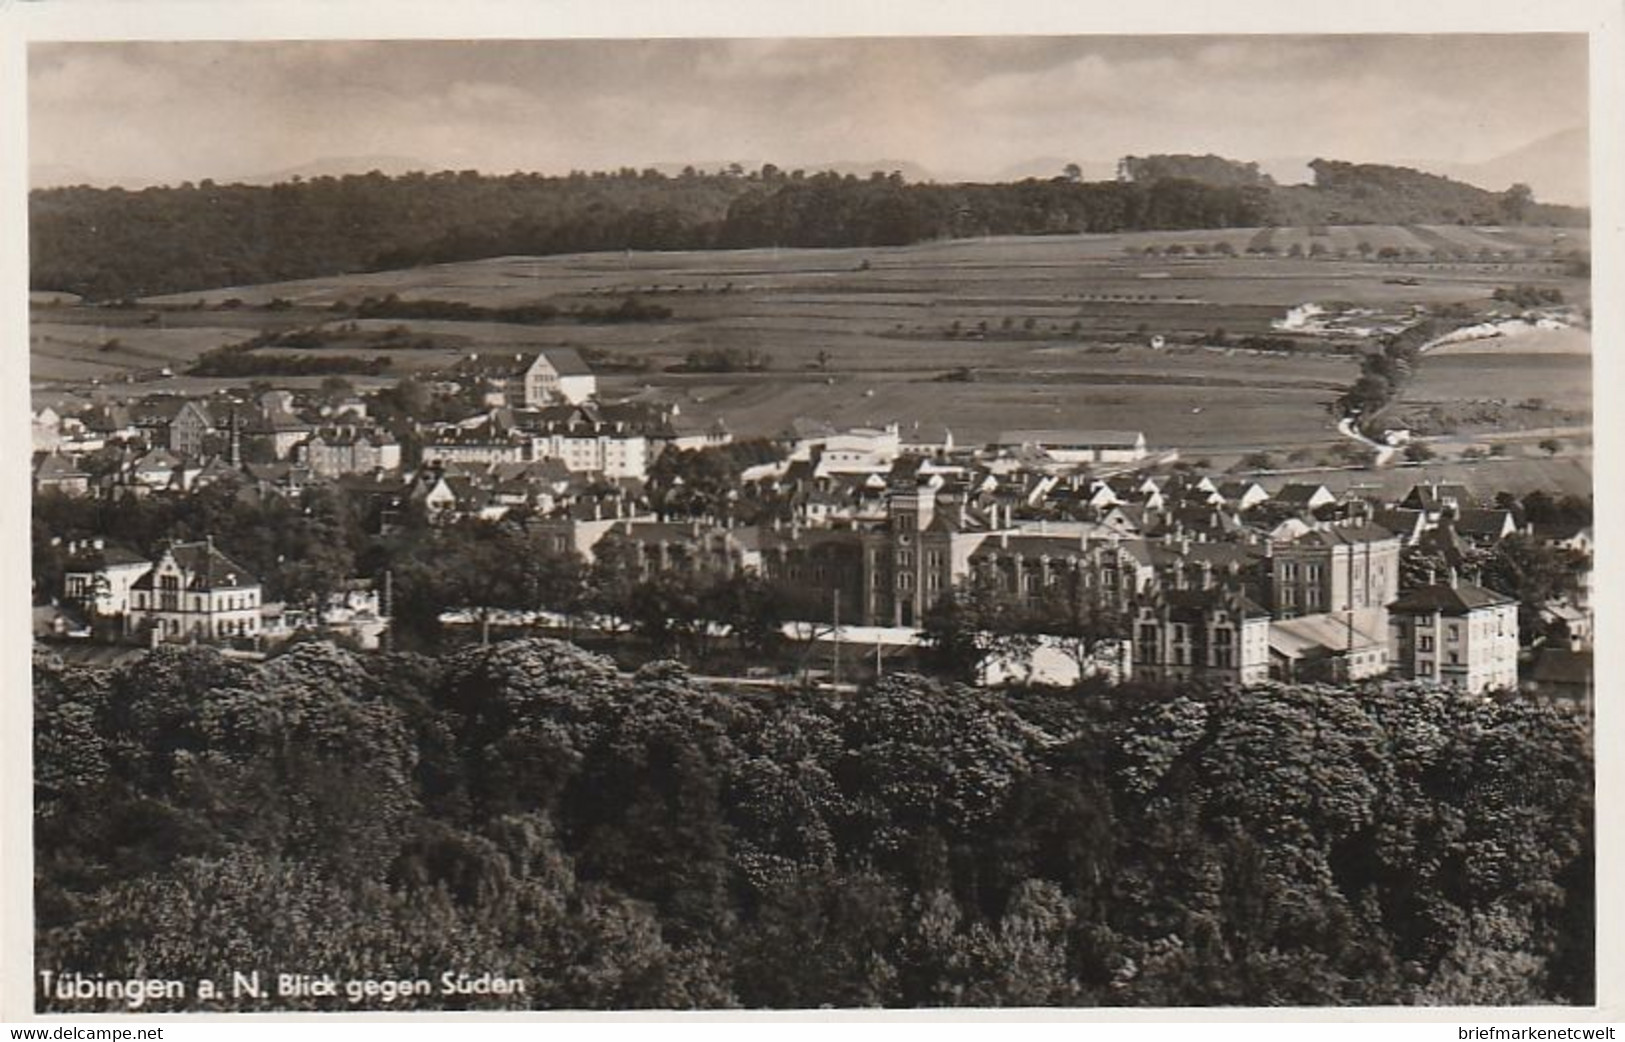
[2,0,1620,1027]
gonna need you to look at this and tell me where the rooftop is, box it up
[133,540,260,591]
[1389,581,1515,614]
[996,429,1145,448]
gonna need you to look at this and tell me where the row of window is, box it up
[134,593,259,611]
[151,617,259,637]
[1135,643,1240,668]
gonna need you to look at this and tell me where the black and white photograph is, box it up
[7,2,1618,1021]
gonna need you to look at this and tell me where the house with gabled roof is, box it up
[523,348,597,406]
[1531,520,1593,555]
[1522,647,1592,705]
[79,402,138,442]
[191,455,244,491]
[33,407,63,453]
[168,400,216,458]
[899,421,953,457]
[126,538,262,644]
[33,453,90,496]
[1216,480,1270,512]
[1451,509,1520,547]
[62,538,152,618]
[1371,507,1428,546]
[1400,482,1475,520]
[127,447,182,492]
[243,401,314,460]
[1273,482,1336,513]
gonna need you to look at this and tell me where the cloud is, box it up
[694,38,856,82]
[27,35,1589,187]
[445,80,537,113]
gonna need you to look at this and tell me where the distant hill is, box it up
[643,159,940,182]
[1419,129,1589,208]
[1264,158,1587,227]
[1119,154,1274,188]
[29,163,144,190]
[29,155,1589,300]
[992,157,1118,183]
[813,159,940,183]
[241,154,438,185]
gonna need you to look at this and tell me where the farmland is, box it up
[1260,455,1594,502]
[33,225,1590,470]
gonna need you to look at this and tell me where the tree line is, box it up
[35,636,1592,1011]
[31,161,1586,301]
[352,293,673,325]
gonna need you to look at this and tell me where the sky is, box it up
[28,35,1589,194]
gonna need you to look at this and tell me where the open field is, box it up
[135,225,1590,312]
[1257,455,1593,502]
[33,227,1590,469]
[30,322,259,383]
[609,366,1345,452]
[1403,354,1591,413]
[1425,324,1590,356]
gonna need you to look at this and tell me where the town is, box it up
[24,31,1601,1014]
[31,342,1593,703]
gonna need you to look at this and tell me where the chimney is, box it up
[1426,565,1436,587]
[1199,560,1214,590]
[1447,565,1458,589]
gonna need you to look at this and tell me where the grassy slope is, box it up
[32,226,1590,464]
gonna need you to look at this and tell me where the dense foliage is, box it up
[188,343,394,378]
[352,293,673,325]
[31,161,1586,300]
[35,639,1593,1011]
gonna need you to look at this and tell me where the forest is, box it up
[35,637,1593,1011]
[30,157,1586,301]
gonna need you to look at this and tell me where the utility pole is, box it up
[831,590,841,687]
[1344,536,1360,682]
[382,569,394,653]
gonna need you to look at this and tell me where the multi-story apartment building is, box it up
[968,530,1155,614]
[299,425,403,478]
[420,421,530,466]
[758,527,869,623]
[865,486,995,627]
[1132,582,1272,687]
[1388,576,1519,694]
[528,427,649,480]
[598,521,764,580]
[1270,523,1400,619]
